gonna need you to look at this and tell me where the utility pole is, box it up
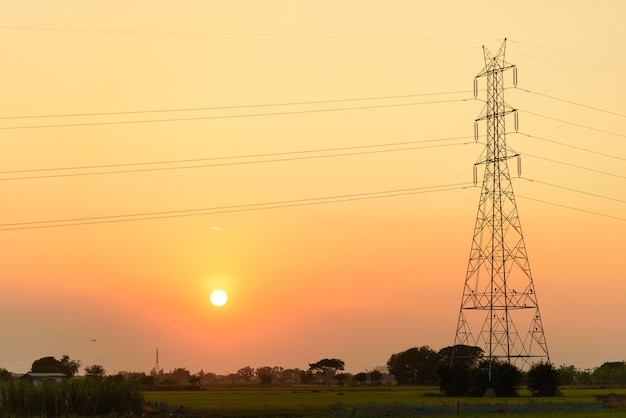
[452,39,550,380]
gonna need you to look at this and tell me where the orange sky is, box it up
[0,1,624,375]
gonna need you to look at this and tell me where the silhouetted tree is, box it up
[84,364,106,378]
[354,372,367,385]
[387,346,440,385]
[335,372,349,386]
[255,366,275,384]
[308,358,345,385]
[438,345,484,396]
[369,369,383,385]
[31,355,81,377]
[527,362,561,396]
[471,360,522,397]
[236,366,254,382]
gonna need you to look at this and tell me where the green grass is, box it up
[145,385,626,417]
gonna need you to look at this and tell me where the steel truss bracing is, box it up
[452,39,550,377]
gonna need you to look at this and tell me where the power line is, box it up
[0,182,474,231]
[0,137,475,181]
[515,132,626,161]
[519,110,626,139]
[508,39,626,66]
[517,195,626,222]
[513,87,626,119]
[523,153,626,180]
[518,177,626,204]
[0,98,472,130]
[0,90,472,120]
[0,25,492,47]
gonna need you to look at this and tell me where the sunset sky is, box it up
[0,1,624,376]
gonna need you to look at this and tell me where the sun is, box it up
[210,289,228,307]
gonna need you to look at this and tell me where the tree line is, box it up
[3,347,625,396]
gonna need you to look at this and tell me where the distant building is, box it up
[12,372,68,385]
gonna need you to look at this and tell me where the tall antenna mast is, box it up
[152,347,160,376]
[453,39,550,380]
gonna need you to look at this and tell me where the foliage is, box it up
[236,366,255,382]
[438,345,485,396]
[255,366,276,385]
[145,386,626,417]
[84,364,106,378]
[438,362,474,396]
[354,372,367,385]
[471,360,523,397]
[368,369,383,385]
[439,344,484,369]
[593,361,626,385]
[557,364,578,385]
[387,346,440,385]
[0,368,12,382]
[30,355,82,377]
[527,362,561,396]
[308,358,345,385]
[0,378,143,416]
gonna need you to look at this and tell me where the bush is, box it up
[527,362,561,396]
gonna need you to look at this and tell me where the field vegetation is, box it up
[145,385,626,417]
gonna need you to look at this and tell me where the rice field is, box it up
[145,385,626,417]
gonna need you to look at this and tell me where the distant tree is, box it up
[236,366,255,383]
[167,367,191,385]
[84,364,106,378]
[299,370,315,384]
[354,372,367,385]
[556,364,578,385]
[276,368,302,384]
[308,358,345,385]
[31,355,81,377]
[387,346,440,385]
[366,369,382,385]
[527,362,561,396]
[335,372,350,386]
[255,366,275,384]
[593,361,626,385]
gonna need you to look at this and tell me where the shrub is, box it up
[527,362,561,396]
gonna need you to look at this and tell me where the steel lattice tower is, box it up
[452,39,550,377]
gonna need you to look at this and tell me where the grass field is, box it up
[145,385,626,417]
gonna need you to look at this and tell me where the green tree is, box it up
[593,361,626,385]
[556,364,578,385]
[84,364,106,378]
[308,358,345,385]
[387,346,440,385]
[527,362,561,396]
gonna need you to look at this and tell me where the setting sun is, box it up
[210,290,228,307]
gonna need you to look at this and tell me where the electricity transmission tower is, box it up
[452,39,550,378]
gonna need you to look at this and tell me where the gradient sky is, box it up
[0,1,624,376]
